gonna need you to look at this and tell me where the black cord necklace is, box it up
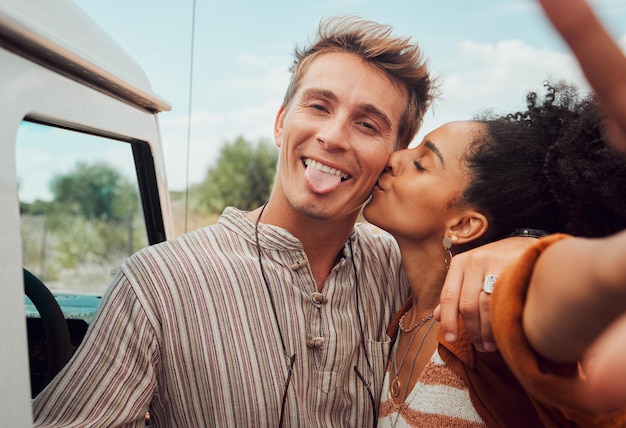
[255,202,295,427]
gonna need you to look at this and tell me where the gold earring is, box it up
[443,236,455,269]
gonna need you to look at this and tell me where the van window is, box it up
[17,121,148,296]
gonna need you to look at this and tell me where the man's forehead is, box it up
[297,52,407,122]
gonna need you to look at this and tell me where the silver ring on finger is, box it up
[482,274,497,294]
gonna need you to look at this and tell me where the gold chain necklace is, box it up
[390,314,435,400]
[399,311,434,332]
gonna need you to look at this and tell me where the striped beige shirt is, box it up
[33,207,407,427]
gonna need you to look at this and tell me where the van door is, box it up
[0,0,172,425]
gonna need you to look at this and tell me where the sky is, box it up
[72,0,626,193]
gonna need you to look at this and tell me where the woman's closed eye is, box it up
[413,159,425,171]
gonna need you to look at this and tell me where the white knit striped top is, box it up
[33,207,407,427]
[378,350,486,427]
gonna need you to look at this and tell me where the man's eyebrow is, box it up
[302,88,393,131]
[424,140,444,167]
[302,88,337,102]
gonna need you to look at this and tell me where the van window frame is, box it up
[23,115,168,246]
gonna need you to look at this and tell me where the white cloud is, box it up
[223,63,291,94]
[237,53,287,69]
[161,96,282,191]
[159,56,292,190]
[417,38,589,144]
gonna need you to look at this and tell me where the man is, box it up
[33,16,524,427]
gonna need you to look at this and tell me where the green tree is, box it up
[50,161,138,224]
[194,136,278,213]
[36,162,144,272]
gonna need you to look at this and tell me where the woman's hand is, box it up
[434,237,534,352]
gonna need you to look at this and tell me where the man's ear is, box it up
[274,105,286,148]
[447,210,488,245]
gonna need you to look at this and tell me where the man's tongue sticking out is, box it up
[305,161,343,194]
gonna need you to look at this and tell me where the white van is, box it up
[0,0,173,425]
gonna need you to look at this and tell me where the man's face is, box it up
[273,52,408,222]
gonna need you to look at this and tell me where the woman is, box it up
[364,82,626,427]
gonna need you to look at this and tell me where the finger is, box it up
[458,269,484,352]
[433,304,441,322]
[478,291,497,352]
[439,256,465,343]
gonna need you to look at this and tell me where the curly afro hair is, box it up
[460,81,626,250]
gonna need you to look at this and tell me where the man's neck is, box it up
[250,201,359,291]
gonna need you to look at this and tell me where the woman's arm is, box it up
[537,0,626,156]
[523,230,626,362]
[523,232,626,410]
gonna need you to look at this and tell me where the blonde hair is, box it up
[283,16,437,149]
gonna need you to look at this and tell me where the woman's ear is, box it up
[447,210,488,245]
[274,105,286,148]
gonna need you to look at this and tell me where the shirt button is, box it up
[311,292,328,304]
[306,337,325,349]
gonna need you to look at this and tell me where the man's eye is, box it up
[311,104,328,112]
[413,160,425,171]
[357,121,380,134]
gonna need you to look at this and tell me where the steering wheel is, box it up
[23,268,73,389]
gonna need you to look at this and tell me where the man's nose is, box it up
[316,117,350,151]
[386,149,411,175]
